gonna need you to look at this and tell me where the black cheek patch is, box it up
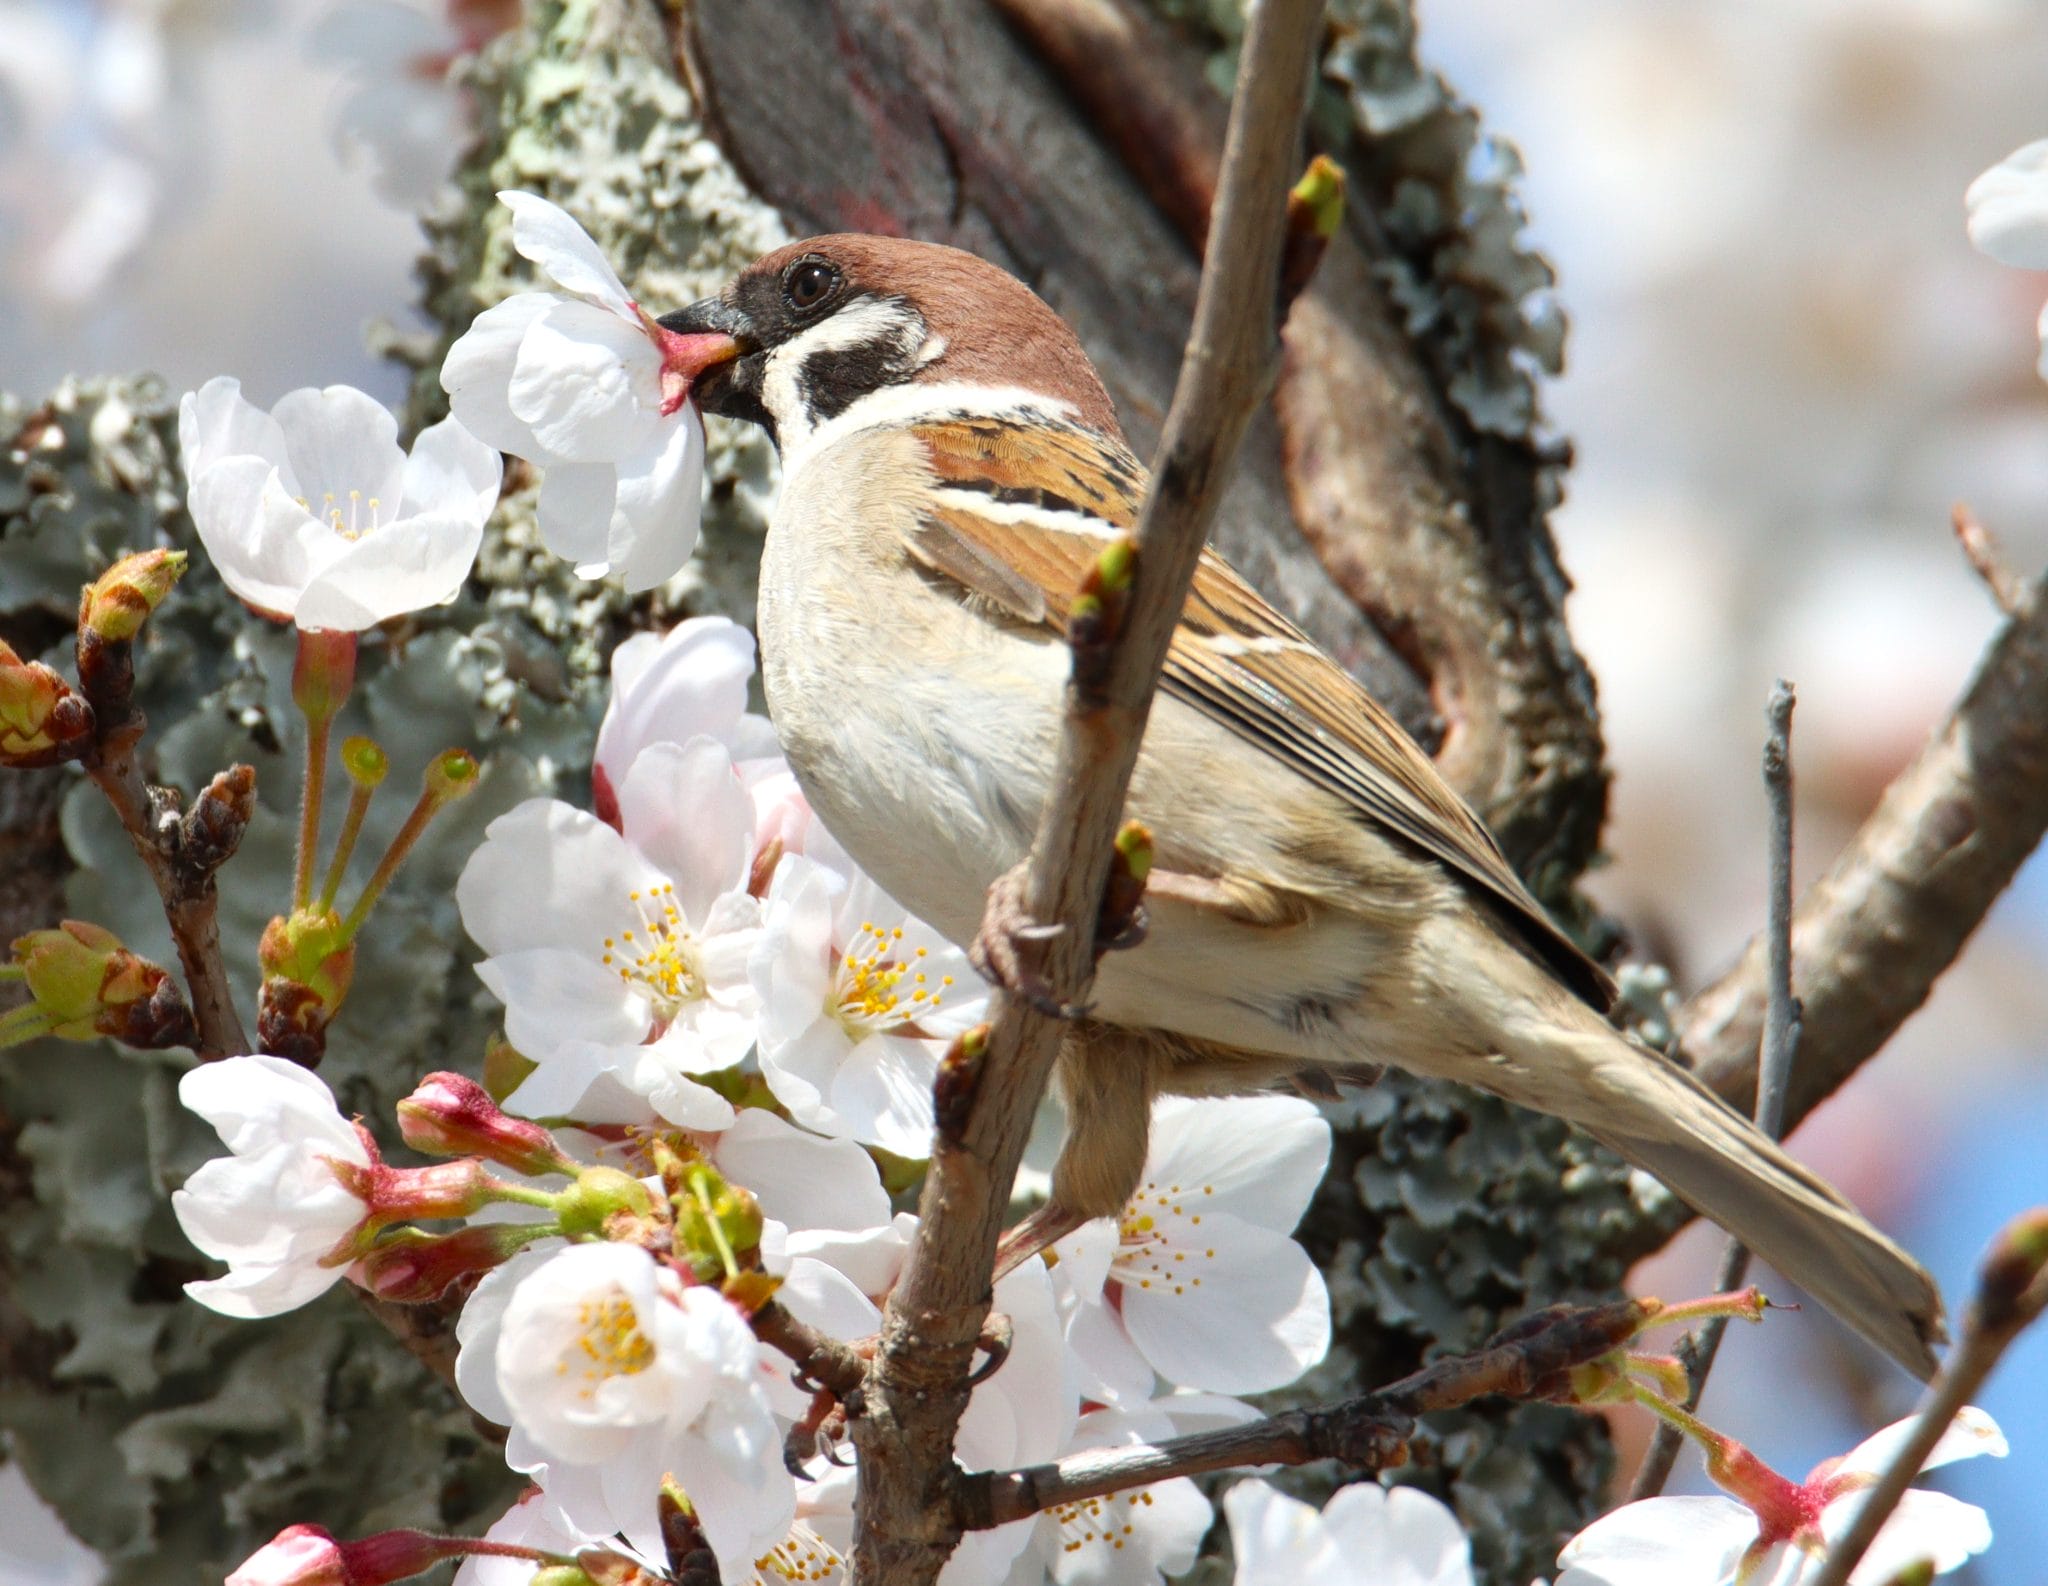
[798,339,923,426]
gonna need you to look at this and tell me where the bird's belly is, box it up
[759,557,1063,947]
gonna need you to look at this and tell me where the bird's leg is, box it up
[993,1200,1090,1280]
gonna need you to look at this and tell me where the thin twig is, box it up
[1806,1213,2048,1586]
[962,1299,1644,1527]
[1630,684,1801,1499]
[1658,561,2048,1250]
[1951,503,2032,620]
[845,5,1326,1583]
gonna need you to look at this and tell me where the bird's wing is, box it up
[910,415,1612,1008]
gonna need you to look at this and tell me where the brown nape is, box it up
[748,234,1127,442]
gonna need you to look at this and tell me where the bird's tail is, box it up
[1418,915,1947,1380]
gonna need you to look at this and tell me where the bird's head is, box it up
[656,235,1124,457]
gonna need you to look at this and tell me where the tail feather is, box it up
[1424,919,1947,1380]
[1582,1051,1944,1380]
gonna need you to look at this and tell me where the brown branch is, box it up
[1676,560,2048,1160]
[80,723,252,1060]
[1807,1212,2048,1586]
[1631,684,1800,1500]
[1951,503,2031,620]
[963,1299,1643,1528]
[845,6,1326,1583]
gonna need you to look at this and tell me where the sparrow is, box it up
[655,236,1945,1378]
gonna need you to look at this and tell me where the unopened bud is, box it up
[81,549,186,641]
[353,1222,546,1303]
[7,920,195,1048]
[1976,1207,2048,1331]
[398,1071,578,1177]
[259,909,357,1010]
[934,1022,991,1144]
[0,638,94,768]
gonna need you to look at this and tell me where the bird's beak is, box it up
[652,298,753,416]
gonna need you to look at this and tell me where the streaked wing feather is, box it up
[907,418,1612,1008]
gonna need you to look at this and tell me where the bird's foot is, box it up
[970,863,1085,1018]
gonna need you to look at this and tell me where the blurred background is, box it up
[2,0,2045,1578]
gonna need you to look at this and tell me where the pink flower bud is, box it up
[352,1222,545,1303]
[397,1071,578,1177]
[227,1525,348,1586]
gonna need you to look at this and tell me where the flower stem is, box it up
[0,1003,59,1049]
[691,1167,741,1280]
[318,781,375,914]
[290,630,358,911]
[339,750,478,942]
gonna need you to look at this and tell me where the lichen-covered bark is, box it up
[0,2,1640,1582]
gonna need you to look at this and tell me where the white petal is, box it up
[1835,1491,1992,1582]
[1320,1484,1473,1586]
[616,740,755,924]
[1837,1407,2008,1478]
[1144,1095,1331,1232]
[1965,141,2048,269]
[609,411,705,593]
[294,510,485,629]
[457,798,659,958]
[711,1109,890,1232]
[1063,1295,1159,1410]
[183,1260,347,1319]
[401,414,502,520]
[476,948,650,1056]
[776,1254,882,1342]
[535,460,620,572]
[1222,1481,1339,1584]
[179,375,292,484]
[1556,1495,1756,1585]
[441,292,557,455]
[508,298,663,460]
[595,615,758,787]
[270,385,406,516]
[187,458,323,620]
[177,1054,364,1157]
[500,189,636,313]
[831,1033,940,1158]
[1117,1212,1329,1394]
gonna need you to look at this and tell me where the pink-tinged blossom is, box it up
[1224,1479,1474,1586]
[1557,1408,2007,1586]
[594,617,779,803]
[178,377,500,631]
[441,191,733,591]
[457,739,763,1129]
[1051,1095,1332,1398]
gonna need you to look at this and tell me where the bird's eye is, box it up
[785,259,839,312]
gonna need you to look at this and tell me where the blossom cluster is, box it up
[149,190,2015,1586]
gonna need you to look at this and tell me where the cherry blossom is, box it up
[457,739,763,1129]
[179,377,501,630]
[455,1242,793,1575]
[1966,140,2048,382]
[1051,1095,1331,1398]
[172,1055,378,1319]
[750,836,988,1158]
[0,1462,103,1586]
[441,191,738,590]
[1556,1408,2006,1586]
[1223,1479,1473,1586]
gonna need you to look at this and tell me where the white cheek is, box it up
[760,297,927,457]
